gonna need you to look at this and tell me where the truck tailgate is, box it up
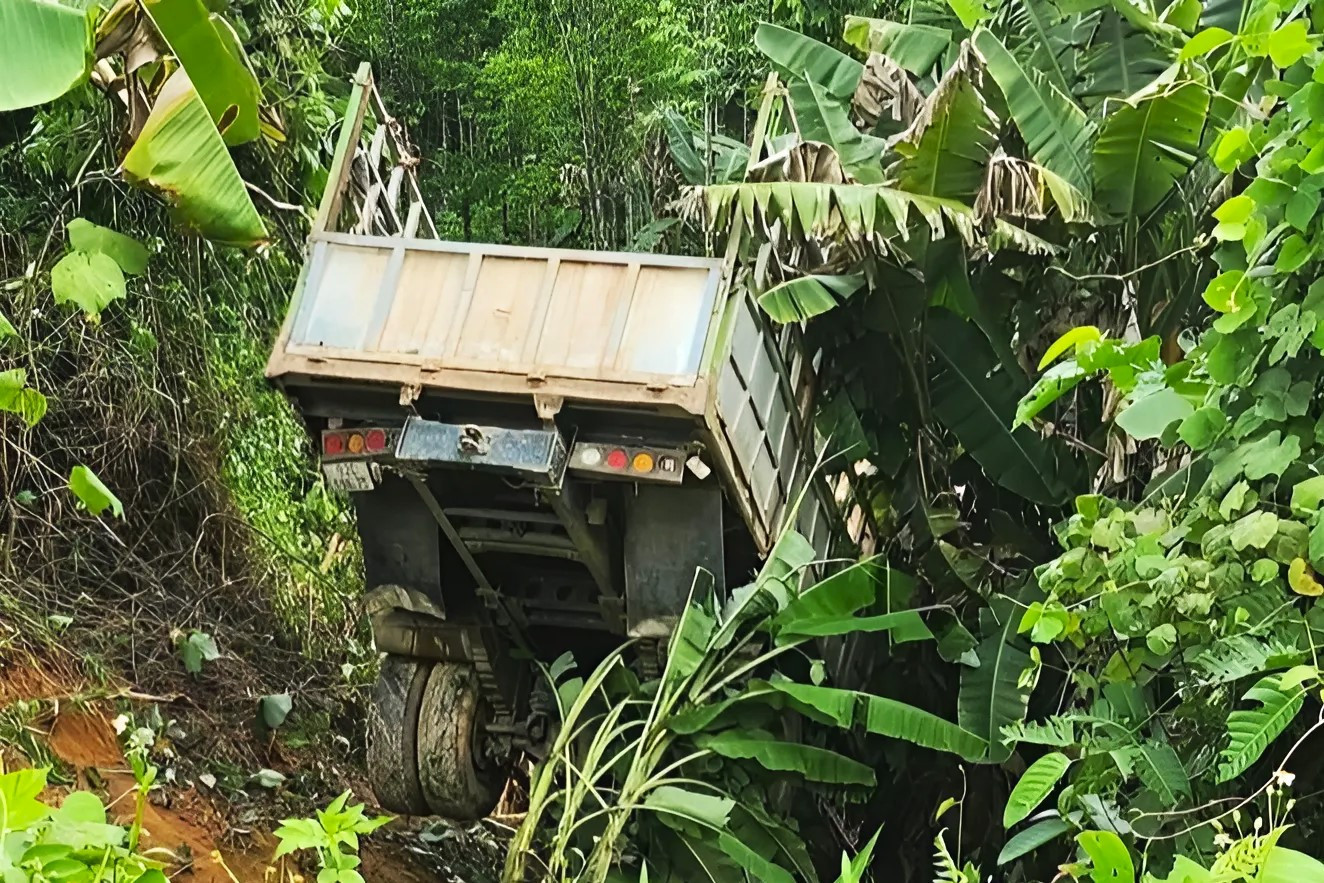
[275,234,722,405]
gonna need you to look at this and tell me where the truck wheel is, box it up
[416,663,507,820]
[366,655,432,815]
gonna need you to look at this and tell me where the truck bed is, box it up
[269,234,724,417]
[267,64,876,576]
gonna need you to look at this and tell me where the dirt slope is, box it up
[0,659,444,882]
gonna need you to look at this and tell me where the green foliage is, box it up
[507,531,979,883]
[273,790,392,883]
[0,767,164,882]
[176,629,220,674]
[68,465,123,518]
[0,0,90,111]
[1004,752,1071,827]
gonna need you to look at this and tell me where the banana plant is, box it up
[504,524,985,883]
[0,0,276,245]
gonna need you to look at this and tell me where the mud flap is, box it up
[623,485,725,638]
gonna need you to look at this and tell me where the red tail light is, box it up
[606,449,628,469]
[324,433,345,456]
[365,428,388,452]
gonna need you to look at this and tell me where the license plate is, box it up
[323,460,375,492]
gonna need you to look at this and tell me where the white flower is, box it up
[111,714,129,735]
[1274,769,1297,787]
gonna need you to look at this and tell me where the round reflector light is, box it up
[347,433,366,455]
[324,433,345,456]
[632,452,655,473]
[579,446,603,467]
[365,428,388,452]
[606,449,628,470]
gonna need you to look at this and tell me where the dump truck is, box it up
[266,65,876,819]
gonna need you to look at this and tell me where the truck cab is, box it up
[267,65,875,819]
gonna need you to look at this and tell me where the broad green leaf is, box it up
[959,601,1032,763]
[758,274,864,323]
[260,693,293,728]
[772,558,891,636]
[1212,193,1254,240]
[792,79,887,182]
[760,679,987,760]
[1001,0,1077,97]
[998,817,1070,865]
[0,768,50,830]
[0,369,47,428]
[715,834,797,883]
[947,0,996,30]
[68,465,124,518]
[842,17,952,75]
[1015,359,1088,427]
[1276,234,1313,272]
[1291,475,1324,513]
[0,311,14,340]
[643,785,734,829]
[667,580,718,683]
[1178,406,1227,450]
[695,729,876,786]
[1211,127,1254,172]
[1078,830,1135,883]
[755,23,863,99]
[1179,26,1234,59]
[1093,73,1209,217]
[1202,270,1246,312]
[973,28,1096,195]
[121,70,268,246]
[891,46,999,201]
[1229,511,1278,550]
[0,0,90,111]
[180,629,221,674]
[1004,752,1071,826]
[714,530,814,650]
[1075,13,1172,103]
[1216,673,1306,782]
[930,313,1076,505]
[1260,847,1324,883]
[142,0,261,145]
[776,610,932,642]
[1115,387,1194,440]
[1263,20,1311,67]
[52,250,127,318]
[47,791,124,850]
[67,219,149,275]
[1039,326,1102,370]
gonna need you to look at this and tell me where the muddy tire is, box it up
[366,655,431,815]
[416,663,506,820]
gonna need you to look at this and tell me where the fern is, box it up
[1194,635,1299,686]
[932,830,978,883]
[1116,740,1190,806]
[1215,674,1307,783]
